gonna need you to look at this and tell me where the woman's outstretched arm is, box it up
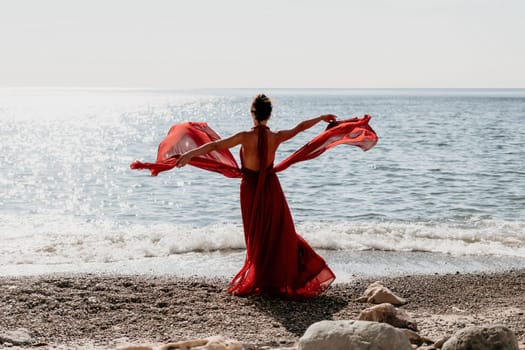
[176,131,246,167]
[277,114,337,144]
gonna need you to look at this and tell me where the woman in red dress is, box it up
[176,94,336,298]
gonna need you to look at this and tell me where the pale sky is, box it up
[1,0,524,88]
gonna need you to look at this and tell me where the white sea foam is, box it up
[1,214,524,270]
[298,220,525,256]
[0,214,245,266]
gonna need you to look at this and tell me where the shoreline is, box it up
[1,270,524,349]
[3,250,525,281]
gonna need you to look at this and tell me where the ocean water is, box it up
[1,88,524,280]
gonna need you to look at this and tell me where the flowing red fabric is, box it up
[130,122,242,178]
[130,115,377,178]
[130,115,378,298]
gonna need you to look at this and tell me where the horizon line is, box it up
[1,86,524,90]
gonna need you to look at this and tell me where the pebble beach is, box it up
[1,270,524,349]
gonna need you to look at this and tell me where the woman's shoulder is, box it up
[230,129,254,139]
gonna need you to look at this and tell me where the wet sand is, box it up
[1,270,524,349]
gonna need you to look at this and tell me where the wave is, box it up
[1,214,524,267]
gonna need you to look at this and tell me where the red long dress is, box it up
[131,116,378,298]
[230,125,335,298]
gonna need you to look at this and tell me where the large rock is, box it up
[298,320,412,350]
[357,281,407,306]
[0,328,33,345]
[357,303,418,331]
[442,325,519,350]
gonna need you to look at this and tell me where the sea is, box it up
[1,88,524,281]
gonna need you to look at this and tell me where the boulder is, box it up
[442,325,519,350]
[357,303,418,331]
[357,281,407,306]
[160,335,243,350]
[298,320,412,350]
[0,328,33,346]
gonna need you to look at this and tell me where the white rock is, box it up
[0,328,33,345]
[442,325,519,350]
[298,320,412,350]
[357,281,407,306]
[160,335,243,350]
[119,346,153,350]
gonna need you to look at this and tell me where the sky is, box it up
[0,0,524,88]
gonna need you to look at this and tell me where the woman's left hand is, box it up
[321,114,337,123]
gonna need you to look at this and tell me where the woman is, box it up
[176,94,336,298]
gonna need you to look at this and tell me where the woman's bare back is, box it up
[240,128,280,171]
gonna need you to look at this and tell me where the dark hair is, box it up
[250,94,272,122]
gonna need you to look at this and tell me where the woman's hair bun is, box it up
[251,94,272,122]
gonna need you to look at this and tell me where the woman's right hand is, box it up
[176,152,193,168]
